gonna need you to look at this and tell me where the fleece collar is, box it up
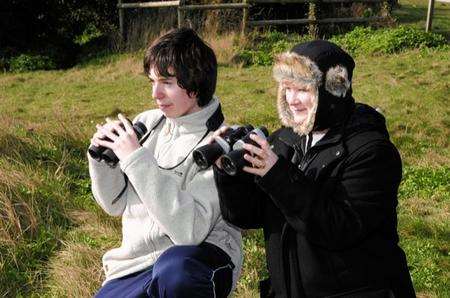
[165,96,222,135]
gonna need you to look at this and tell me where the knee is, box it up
[155,266,193,295]
[151,249,210,296]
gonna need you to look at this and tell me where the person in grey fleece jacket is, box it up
[88,28,242,298]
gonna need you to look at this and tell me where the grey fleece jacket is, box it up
[88,98,242,288]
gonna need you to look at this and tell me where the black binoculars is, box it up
[193,125,269,175]
[88,119,147,167]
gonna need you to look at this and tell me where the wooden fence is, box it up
[117,0,389,38]
[426,0,450,32]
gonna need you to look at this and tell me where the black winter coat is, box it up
[214,104,415,298]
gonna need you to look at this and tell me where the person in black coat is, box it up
[212,40,416,297]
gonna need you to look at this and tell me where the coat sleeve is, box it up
[256,140,402,250]
[119,146,222,245]
[87,109,162,217]
[213,166,267,229]
[88,155,128,216]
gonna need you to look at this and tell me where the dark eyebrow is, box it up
[148,75,173,83]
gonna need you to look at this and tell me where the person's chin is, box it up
[293,115,307,124]
[161,110,181,119]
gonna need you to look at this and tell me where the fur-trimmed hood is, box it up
[273,40,355,135]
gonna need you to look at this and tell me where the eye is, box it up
[286,87,296,93]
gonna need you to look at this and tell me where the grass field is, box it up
[1,1,449,296]
[1,44,449,297]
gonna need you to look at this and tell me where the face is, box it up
[149,67,201,118]
[283,81,316,125]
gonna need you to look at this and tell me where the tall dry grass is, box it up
[0,115,89,295]
[111,6,246,66]
[45,211,120,297]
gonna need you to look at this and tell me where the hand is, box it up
[92,114,141,161]
[90,117,121,147]
[208,126,231,169]
[242,133,278,177]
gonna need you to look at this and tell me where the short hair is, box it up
[143,28,217,107]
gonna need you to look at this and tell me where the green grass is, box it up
[393,0,450,39]
[1,43,449,296]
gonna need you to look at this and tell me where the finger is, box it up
[90,138,99,147]
[93,132,104,140]
[103,118,121,130]
[242,143,265,158]
[242,165,261,175]
[100,125,119,141]
[94,125,105,137]
[219,126,229,134]
[250,133,270,149]
[214,126,229,138]
[118,113,134,134]
[244,153,265,168]
[109,120,127,137]
[95,138,115,149]
[210,126,230,144]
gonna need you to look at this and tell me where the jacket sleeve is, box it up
[88,155,128,216]
[87,110,162,217]
[119,146,222,246]
[256,141,402,250]
[213,166,267,229]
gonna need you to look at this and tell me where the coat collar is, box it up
[277,125,343,150]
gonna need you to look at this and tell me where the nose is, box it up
[286,89,300,105]
[152,82,164,100]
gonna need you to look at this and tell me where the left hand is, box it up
[208,126,231,169]
[94,113,141,161]
[242,133,278,177]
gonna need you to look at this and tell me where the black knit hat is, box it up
[273,40,356,135]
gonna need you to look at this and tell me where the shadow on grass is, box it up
[393,3,450,39]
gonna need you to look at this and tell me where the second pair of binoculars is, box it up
[193,125,269,176]
[88,119,147,167]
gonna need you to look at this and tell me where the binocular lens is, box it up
[221,149,248,176]
[88,146,104,161]
[193,150,209,170]
[193,143,227,170]
[221,155,238,176]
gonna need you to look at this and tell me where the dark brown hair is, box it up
[143,28,217,107]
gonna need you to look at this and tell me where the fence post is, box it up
[118,0,125,42]
[241,0,249,36]
[308,0,319,38]
[426,0,435,32]
[178,0,186,28]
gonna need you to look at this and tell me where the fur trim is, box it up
[274,52,320,135]
[273,52,350,135]
[325,65,351,98]
[273,52,322,87]
[276,84,319,136]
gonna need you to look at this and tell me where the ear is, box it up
[187,91,198,100]
[325,65,351,98]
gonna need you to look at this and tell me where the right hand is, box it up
[208,126,230,169]
[90,117,122,147]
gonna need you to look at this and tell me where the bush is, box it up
[235,26,447,67]
[234,31,313,66]
[331,26,447,55]
[9,54,57,72]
